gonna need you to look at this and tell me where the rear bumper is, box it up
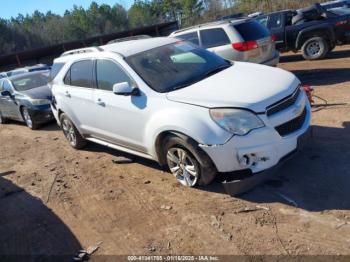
[262,51,280,66]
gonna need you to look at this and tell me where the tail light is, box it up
[335,20,347,27]
[232,41,258,52]
[271,34,277,42]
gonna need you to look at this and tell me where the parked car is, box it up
[0,71,53,129]
[321,0,350,9]
[169,19,280,66]
[50,38,310,192]
[7,64,51,77]
[328,6,350,15]
[255,3,350,60]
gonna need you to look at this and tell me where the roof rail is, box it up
[60,47,102,57]
[107,35,151,44]
[172,20,229,34]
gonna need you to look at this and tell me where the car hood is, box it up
[166,62,300,113]
[21,85,52,100]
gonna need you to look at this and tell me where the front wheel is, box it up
[301,37,329,60]
[60,113,87,149]
[21,107,38,130]
[164,135,217,187]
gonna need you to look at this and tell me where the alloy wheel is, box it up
[62,118,77,146]
[22,108,33,128]
[166,147,199,187]
[306,41,322,58]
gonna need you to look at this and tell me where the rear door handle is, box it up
[64,91,71,98]
[96,98,105,106]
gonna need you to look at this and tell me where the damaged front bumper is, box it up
[221,128,311,196]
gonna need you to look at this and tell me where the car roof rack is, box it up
[60,47,102,57]
[107,35,151,44]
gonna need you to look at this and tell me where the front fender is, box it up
[144,105,233,158]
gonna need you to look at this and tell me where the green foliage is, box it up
[0,0,333,55]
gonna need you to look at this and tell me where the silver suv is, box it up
[170,19,280,66]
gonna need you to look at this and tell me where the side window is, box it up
[0,81,3,92]
[269,14,282,29]
[69,60,93,88]
[200,28,230,48]
[96,59,132,91]
[64,69,71,85]
[176,32,200,46]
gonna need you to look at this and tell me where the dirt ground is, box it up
[1,45,350,258]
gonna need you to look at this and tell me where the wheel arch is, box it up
[154,130,200,166]
[296,26,335,49]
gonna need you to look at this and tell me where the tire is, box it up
[21,107,39,130]
[0,110,8,124]
[301,37,329,60]
[163,134,217,187]
[59,113,87,149]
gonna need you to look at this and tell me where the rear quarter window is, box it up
[175,32,200,46]
[49,62,65,82]
[200,28,231,48]
[67,60,93,88]
[234,20,271,41]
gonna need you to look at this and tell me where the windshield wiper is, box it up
[171,64,232,91]
[204,64,231,78]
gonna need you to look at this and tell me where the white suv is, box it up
[170,19,280,66]
[50,37,310,190]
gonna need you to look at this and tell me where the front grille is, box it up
[266,87,301,116]
[275,108,307,137]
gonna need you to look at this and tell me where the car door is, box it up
[91,58,148,153]
[0,80,21,120]
[60,59,96,134]
[267,13,285,50]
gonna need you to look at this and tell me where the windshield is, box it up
[11,74,48,91]
[329,7,350,15]
[125,42,231,93]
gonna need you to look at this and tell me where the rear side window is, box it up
[49,63,64,82]
[269,13,283,29]
[257,16,268,27]
[96,59,132,91]
[175,32,200,46]
[200,28,230,48]
[65,60,93,88]
[234,20,271,41]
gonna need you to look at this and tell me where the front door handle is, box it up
[64,91,71,98]
[96,98,105,106]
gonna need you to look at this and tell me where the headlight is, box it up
[30,99,51,105]
[210,108,265,136]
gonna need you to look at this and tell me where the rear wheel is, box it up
[60,113,87,149]
[21,107,39,130]
[163,135,217,187]
[301,37,329,60]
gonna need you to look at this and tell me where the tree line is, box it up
[0,0,329,55]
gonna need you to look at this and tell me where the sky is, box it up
[0,0,134,19]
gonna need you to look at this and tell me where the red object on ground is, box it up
[303,85,314,104]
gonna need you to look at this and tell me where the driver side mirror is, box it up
[112,82,140,96]
[1,90,11,96]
